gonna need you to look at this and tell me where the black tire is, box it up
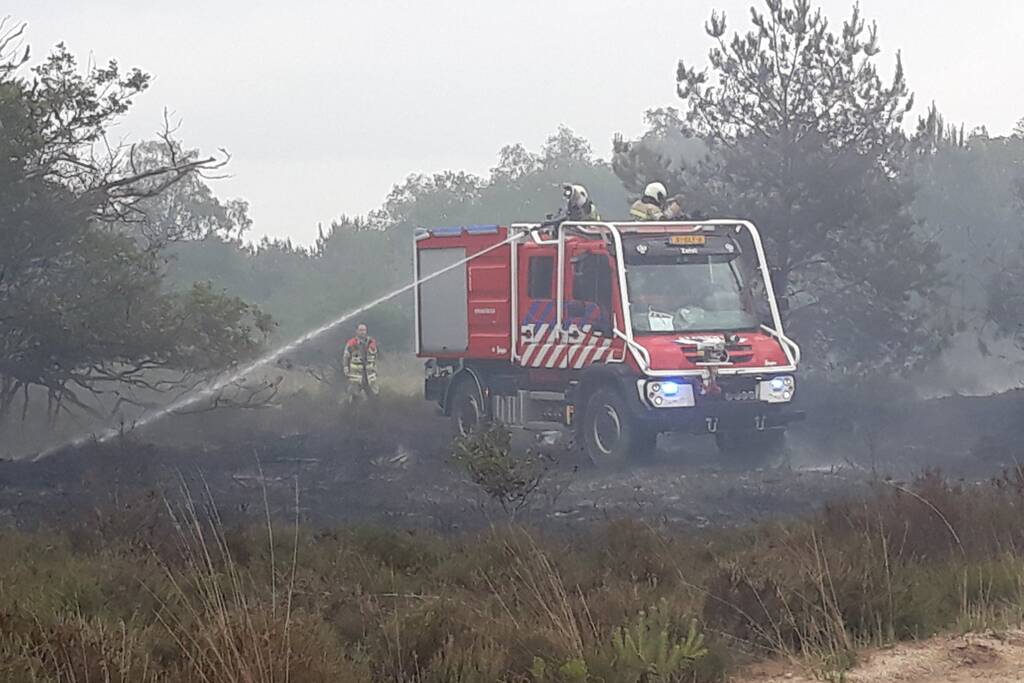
[581,387,655,468]
[449,378,485,438]
[714,428,788,468]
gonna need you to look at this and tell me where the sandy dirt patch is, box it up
[744,631,1024,682]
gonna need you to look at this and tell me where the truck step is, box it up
[526,390,566,401]
[521,420,569,431]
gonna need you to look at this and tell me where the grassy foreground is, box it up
[2,470,1024,682]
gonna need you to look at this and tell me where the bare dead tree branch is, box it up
[171,377,282,415]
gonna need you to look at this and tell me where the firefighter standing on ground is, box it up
[343,323,379,402]
[630,181,683,221]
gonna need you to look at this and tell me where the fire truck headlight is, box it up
[758,375,795,403]
[639,379,694,408]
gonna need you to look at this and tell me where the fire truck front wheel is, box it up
[581,387,656,468]
[449,379,485,437]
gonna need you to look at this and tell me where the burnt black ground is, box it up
[1,389,1023,533]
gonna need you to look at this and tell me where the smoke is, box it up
[913,331,1024,399]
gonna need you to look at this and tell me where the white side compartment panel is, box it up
[418,247,469,352]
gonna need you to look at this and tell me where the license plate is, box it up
[670,235,706,246]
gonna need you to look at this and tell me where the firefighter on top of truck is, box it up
[343,323,379,401]
[630,181,683,221]
[564,184,600,221]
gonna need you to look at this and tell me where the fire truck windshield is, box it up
[626,260,758,333]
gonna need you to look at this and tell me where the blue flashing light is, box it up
[661,381,681,396]
[769,378,787,392]
[465,224,500,234]
[426,224,500,237]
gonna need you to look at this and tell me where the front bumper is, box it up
[637,404,803,434]
[625,383,805,434]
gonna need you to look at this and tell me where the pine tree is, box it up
[615,0,948,374]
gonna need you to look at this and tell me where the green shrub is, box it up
[606,601,707,682]
[449,422,554,515]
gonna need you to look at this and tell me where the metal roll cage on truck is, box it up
[414,219,803,467]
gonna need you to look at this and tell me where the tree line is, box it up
[2,1,1024,426]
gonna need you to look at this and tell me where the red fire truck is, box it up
[413,219,802,466]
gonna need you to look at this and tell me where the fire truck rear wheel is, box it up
[714,429,787,467]
[449,379,485,437]
[581,387,655,468]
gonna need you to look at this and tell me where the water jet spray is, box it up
[33,230,526,461]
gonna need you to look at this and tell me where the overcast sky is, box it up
[11,1,1024,243]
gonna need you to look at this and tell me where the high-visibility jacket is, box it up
[343,336,378,383]
[630,198,665,221]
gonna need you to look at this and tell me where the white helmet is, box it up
[564,183,589,208]
[642,181,668,207]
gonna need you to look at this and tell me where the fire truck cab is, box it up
[414,219,802,466]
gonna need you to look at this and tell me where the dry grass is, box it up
[3,469,1024,681]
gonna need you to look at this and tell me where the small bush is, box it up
[607,602,707,682]
[449,422,554,515]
